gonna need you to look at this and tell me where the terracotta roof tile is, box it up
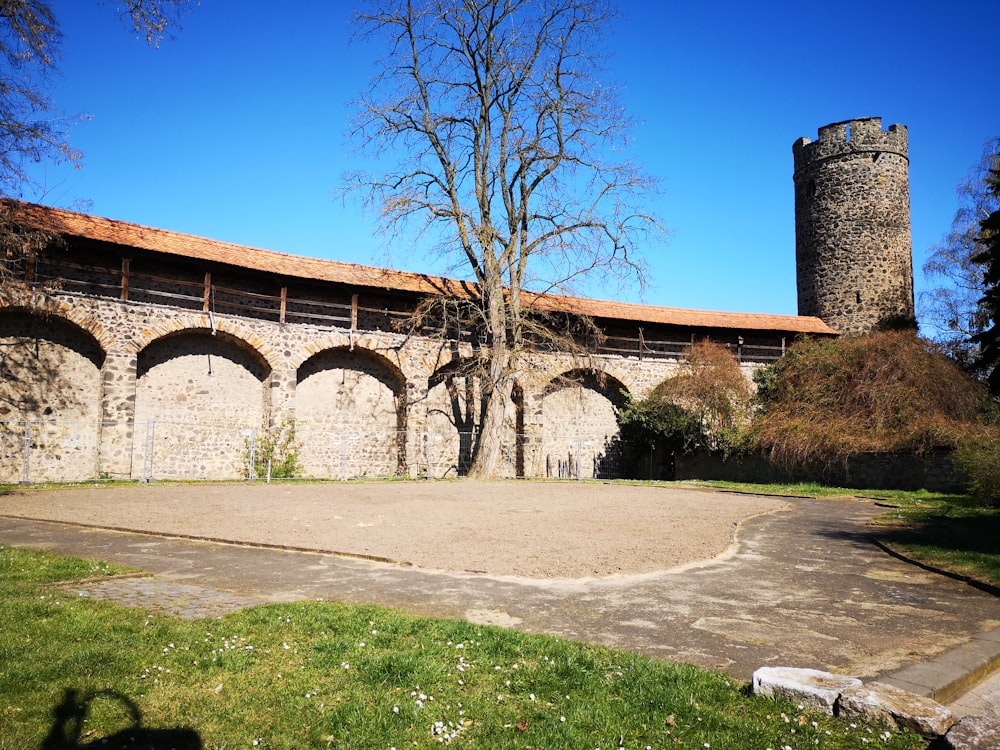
[2,199,837,336]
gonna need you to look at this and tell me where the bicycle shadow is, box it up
[41,688,201,750]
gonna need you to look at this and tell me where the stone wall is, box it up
[676,450,965,493]
[2,292,688,482]
[793,118,915,333]
[533,370,628,478]
[132,330,269,479]
[295,348,405,478]
[0,311,104,481]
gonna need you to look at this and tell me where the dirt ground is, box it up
[0,481,787,579]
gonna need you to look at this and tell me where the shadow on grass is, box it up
[41,688,201,750]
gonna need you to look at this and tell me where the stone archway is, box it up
[536,369,628,479]
[0,310,106,482]
[424,360,482,478]
[133,329,272,480]
[295,347,406,479]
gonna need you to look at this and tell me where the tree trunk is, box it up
[466,340,514,479]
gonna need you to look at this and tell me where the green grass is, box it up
[0,545,925,750]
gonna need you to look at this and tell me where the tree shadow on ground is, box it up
[41,688,201,750]
[815,504,1000,596]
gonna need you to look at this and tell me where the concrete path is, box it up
[2,492,998,715]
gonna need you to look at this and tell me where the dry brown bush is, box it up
[753,330,990,472]
[649,341,754,454]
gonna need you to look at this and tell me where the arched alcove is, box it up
[537,369,628,479]
[133,329,271,479]
[0,311,105,481]
[425,360,482,477]
[295,347,406,478]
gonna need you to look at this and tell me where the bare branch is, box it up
[920,137,1000,371]
[346,0,664,476]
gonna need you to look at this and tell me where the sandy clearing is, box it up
[0,481,787,578]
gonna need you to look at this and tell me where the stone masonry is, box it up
[0,294,687,482]
[0,199,835,482]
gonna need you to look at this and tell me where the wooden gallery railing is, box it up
[25,256,787,363]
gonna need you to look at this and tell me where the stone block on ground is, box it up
[836,681,954,739]
[752,667,862,714]
[940,715,1000,750]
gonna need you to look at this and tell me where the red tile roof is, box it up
[3,199,838,336]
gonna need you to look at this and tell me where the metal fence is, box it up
[1,419,626,484]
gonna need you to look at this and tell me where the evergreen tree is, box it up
[972,166,1000,395]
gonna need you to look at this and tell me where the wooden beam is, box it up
[203,272,211,312]
[279,286,287,324]
[351,293,359,331]
[120,258,130,301]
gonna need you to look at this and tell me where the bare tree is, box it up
[921,137,1000,372]
[348,0,661,478]
[0,0,78,197]
[113,0,191,46]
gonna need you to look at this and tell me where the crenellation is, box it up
[793,117,908,177]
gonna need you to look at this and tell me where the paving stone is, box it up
[65,577,267,620]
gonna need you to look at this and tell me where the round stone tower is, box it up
[792,117,914,333]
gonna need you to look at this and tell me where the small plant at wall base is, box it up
[244,419,301,479]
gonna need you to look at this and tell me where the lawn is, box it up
[0,544,926,750]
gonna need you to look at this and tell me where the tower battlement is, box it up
[793,118,908,176]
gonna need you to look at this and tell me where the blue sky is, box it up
[20,1,1000,318]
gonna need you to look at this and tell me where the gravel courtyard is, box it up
[0,480,786,578]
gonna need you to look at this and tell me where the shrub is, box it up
[753,330,989,473]
[953,428,1000,506]
[244,419,301,479]
[620,341,753,459]
[619,394,704,455]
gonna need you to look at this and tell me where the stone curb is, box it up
[0,513,402,566]
[882,626,1000,705]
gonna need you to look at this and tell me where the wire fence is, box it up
[1,419,626,484]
